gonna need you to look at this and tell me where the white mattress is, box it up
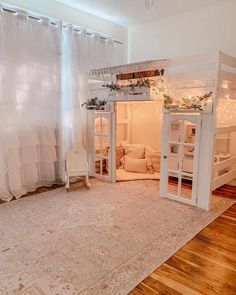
[116,169,160,182]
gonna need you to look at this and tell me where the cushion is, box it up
[116,146,124,169]
[122,143,145,159]
[145,147,161,172]
[124,155,148,173]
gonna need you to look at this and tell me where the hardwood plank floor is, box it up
[130,203,236,295]
[0,183,64,204]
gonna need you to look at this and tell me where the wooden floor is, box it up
[130,203,236,295]
[0,183,64,205]
[169,177,236,199]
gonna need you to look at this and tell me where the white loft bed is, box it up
[87,51,236,210]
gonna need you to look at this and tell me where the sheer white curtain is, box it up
[0,8,117,201]
[61,27,115,152]
[0,9,62,201]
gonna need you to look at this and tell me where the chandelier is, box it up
[144,0,155,10]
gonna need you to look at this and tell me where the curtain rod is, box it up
[0,2,124,45]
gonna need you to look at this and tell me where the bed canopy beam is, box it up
[90,59,169,77]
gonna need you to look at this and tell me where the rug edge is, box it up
[116,199,236,295]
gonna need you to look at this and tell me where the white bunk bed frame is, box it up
[87,51,236,210]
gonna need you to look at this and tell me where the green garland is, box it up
[103,78,151,91]
[163,92,213,111]
[81,97,107,110]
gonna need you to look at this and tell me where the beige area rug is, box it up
[0,180,235,295]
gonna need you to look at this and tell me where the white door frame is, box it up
[160,113,201,206]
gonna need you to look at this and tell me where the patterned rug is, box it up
[0,180,235,295]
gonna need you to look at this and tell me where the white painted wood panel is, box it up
[220,52,236,68]
[213,156,236,173]
[212,168,236,190]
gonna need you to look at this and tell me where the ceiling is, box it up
[57,0,223,27]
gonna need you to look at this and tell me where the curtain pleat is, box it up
[0,10,62,201]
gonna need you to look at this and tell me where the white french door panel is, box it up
[160,113,201,206]
[88,111,115,182]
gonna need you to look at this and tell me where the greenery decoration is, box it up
[81,97,107,110]
[103,82,121,91]
[103,78,151,92]
[163,92,213,111]
[150,78,166,96]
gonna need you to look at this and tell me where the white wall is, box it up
[130,102,162,150]
[117,101,163,150]
[2,0,128,64]
[128,0,236,62]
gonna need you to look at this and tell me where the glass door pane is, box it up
[102,136,109,155]
[185,124,196,144]
[94,117,101,133]
[182,145,194,174]
[102,158,108,176]
[95,157,101,175]
[101,117,109,135]
[180,177,193,200]
[167,173,178,196]
[168,143,179,171]
[169,120,181,142]
[94,135,101,155]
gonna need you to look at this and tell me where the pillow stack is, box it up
[121,143,147,173]
[116,143,161,174]
[122,143,145,159]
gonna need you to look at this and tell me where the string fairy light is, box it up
[217,97,236,126]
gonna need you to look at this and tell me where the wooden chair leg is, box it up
[66,174,70,190]
[85,175,91,188]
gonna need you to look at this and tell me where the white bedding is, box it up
[116,168,160,182]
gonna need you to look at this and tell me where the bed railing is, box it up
[212,156,236,190]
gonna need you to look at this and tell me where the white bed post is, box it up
[196,51,221,210]
[110,102,116,183]
[87,111,95,177]
[195,114,215,210]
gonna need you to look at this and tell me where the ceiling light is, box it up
[144,0,154,10]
